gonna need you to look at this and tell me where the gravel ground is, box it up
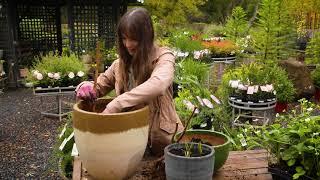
[0,88,74,179]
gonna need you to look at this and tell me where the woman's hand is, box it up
[75,81,97,101]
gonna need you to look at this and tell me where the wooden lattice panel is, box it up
[17,2,61,54]
[71,0,115,54]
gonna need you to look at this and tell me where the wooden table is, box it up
[73,150,272,180]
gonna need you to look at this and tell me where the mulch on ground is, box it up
[0,88,73,179]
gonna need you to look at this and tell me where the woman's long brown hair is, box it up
[117,7,155,93]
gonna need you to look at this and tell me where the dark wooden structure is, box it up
[73,150,272,180]
[0,0,128,87]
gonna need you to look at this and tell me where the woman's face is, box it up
[122,34,138,55]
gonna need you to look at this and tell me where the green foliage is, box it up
[168,30,204,52]
[217,62,295,103]
[224,6,249,42]
[251,0,296,62]
[202,24,225,37]
[241,99,320,179]
[306,32,320,65]
[311,66,320,88]
[175,57,209,84]
[27,52,87,87]
[145,0,206,26]
[47,114,74,178]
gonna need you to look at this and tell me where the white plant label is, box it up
[247,86,254,94]
[210,94,221,104]
[196,96,204,106]
[66,132,74,142]
[59,123,67,139]
[229,80,239,88]
[266,84,274,92]
[71,143,79,157]
[240,138,247,147]
[260,85,268,92]
[202,98,213,109]
[59,138,68,151]
[254,85,259,93]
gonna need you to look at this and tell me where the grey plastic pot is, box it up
[164,143,214,180]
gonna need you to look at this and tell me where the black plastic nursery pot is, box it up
[164,142,214,180]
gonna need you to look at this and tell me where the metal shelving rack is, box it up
[228,97,276,127]
[33,86,76,121]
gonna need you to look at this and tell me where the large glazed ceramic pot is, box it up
[177,130,231,172]
[73,98,149,179]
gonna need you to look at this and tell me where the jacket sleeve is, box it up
[95,60,117,97]
[105,53,175,113]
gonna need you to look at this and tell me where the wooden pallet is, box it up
[73,150,272,180]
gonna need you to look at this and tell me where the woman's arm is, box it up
[105,53,174,113]
[95,60,117,97]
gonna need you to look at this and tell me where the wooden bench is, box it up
[73,150,272,180]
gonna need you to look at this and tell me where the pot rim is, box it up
[165,142,214,160]
[177,130,231,148]
[73,98,149,116]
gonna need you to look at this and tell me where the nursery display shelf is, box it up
[229,97,276,127]
[211,56,236,63]
[73,149,272,180]
[228,97,276,110]
[33,86,76,95]
[33,86,76,121]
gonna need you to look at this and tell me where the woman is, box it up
[76,7,184,155]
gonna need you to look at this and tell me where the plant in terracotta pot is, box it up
[242,99,320,179]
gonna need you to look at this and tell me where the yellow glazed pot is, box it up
[73,99,149,179]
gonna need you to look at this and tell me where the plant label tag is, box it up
[66,132,74,142]
[266,84,273,92]
[210,94,221,104]
[59,123,67,139]
[202,98,213,109]
[240,138,247,147]
[196,96,204,106]
[254,85,259,93]
[59,138,68,151]
[229,80,239,88]
[260,85,268,92]
[247,86,254,94]
[71,143,79,156]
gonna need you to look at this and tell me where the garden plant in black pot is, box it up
[241,99,320,180]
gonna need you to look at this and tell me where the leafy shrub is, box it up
[202,39,238,58]
[217,62,295,103]
[306,31,320,65]
[242,99,320,179]
[27,52,87,87]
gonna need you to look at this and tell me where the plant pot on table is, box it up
[73,98,149,179]
[176,130,231,172]
[164,142,214,180]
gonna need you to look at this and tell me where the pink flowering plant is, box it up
[27,52,87,88]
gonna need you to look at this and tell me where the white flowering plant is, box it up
[27,52,87,88]
[239,99,320,179]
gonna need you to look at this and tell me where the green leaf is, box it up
[287,159,295,166]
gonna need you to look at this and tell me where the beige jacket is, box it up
[95,46,184,152]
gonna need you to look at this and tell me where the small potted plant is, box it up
[164,142,214,180]
[243,99,320,179]
[164,108,215,180]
